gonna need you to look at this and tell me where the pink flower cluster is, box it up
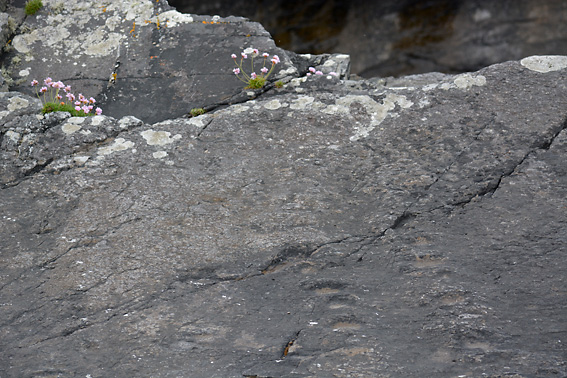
[31,77,102,116]
[306,67,338,77]
[231,47,280,87]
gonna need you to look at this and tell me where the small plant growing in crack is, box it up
[190,107,206,117]
[231,47,280,89]
[31,77,102,117]
[25,0,43,16]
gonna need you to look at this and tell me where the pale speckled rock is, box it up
[2,0,346,124]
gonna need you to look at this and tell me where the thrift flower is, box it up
[329,72,338,76]
[231,47,280,89]
[309,67,316,73]
[315,70,323,75]
[32,76,101,117]
[95,107,102,115]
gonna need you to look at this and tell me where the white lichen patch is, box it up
[156,10,194,27]
[7,97,29,111]
[152,151,168,159]
[73,156,90,165]
[13,0,161,59]
[279,66,298,76]
[19,68,30,77]
[228,104,250,114]
[85,32,123,57]
[118,0,154,24]
[319,94,414,141]
[520,55,567,73]
[62,123,82,135]
[119,116,142,129]
[453,73,487,89]
[98,138,135,156]
[90,115,106,126]
[5,130,20,143]
[290,95,315,110]
[187,114,210,127]
[264,99,286,110]
[141,129,182,146]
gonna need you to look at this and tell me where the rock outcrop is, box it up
[0,1,566,377]
[170,0,567,78]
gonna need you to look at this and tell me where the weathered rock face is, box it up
[1,1,567,377]
[170,0,567,77]
[2,0,344,124]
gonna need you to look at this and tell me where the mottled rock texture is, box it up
[170,0,567,78]
[0,1,566,377]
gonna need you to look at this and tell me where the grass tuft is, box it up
[25,0,43,16]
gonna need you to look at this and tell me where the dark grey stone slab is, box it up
[1,54,566,377]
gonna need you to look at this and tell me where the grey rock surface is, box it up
[0,1,566,377]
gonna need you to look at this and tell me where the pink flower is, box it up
[231,54,237,59]
[40,87,47,93]
[262,52,269,58]
[233,68,240,75]
[53,81,64,89]
[306,73,311,76]
[88,105,93,111]
[66,93,75,101]
[75,106,81,112]
[75,101,81,106]
[261,67,268,74]
[251,72,257,79]
[271,55,280,64]
[89,97,96,104]
[44,77,52,86]
[315,71,323,75]
[241,52,247,59]
[95,107,102,115]
[82,105,90,114]
[329,72,337,76]
[56,94,62,100]
[253,49,259,55]
[308,67,316,73]
[31,79,38,86]
[64,85,72,92]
